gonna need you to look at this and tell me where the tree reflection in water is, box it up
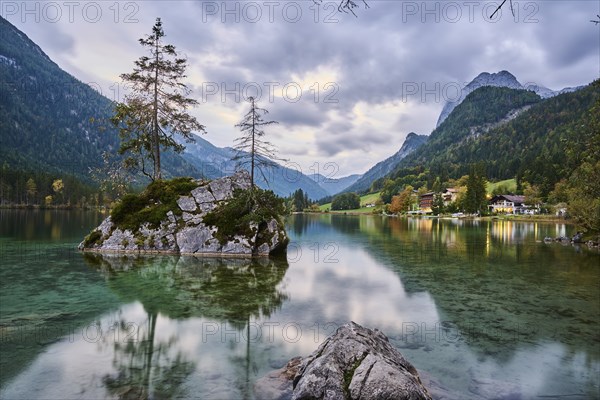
[102,313,194,399]
[83,253,289,399]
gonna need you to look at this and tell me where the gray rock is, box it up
[77,216,113,250]
[181,212,203,225]
[177,224,221,254]
[177,196,197,212]
[99,228,137,251]
[97,216,113,236]
[254,357,302,400]
[166,210,176,224]
[80,173,288,257]
[221,237,253,254]
[291,322,431,400]
[231,170,252,190]
[255,218,288,255]
[191,186,215,204]
[209,177,234,201]
[198,201,217,215]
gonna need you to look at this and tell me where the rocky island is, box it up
[79,171,288,256]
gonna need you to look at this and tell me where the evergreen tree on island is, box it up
[232,96,283,188]
[112,17,205,181]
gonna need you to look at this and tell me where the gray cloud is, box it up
[269,98,326,128]
[5,0,598,176]
[316,129,394,157]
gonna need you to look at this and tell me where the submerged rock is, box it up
[254,357,303,400]
[255,322,432,400]
[79,171,288,256]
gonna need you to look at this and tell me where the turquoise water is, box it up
[0,210,598,399]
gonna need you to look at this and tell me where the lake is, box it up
[0,210,598,399]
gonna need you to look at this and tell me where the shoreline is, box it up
[305,210,572,224]
[0,204,107,211]
[1,206,573,225]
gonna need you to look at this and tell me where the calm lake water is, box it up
[0,210,598,399]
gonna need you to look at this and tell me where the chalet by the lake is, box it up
[488,195,526,214]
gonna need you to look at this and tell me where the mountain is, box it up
[386,81,599,197]
[0,16,200,181]
[436,70,584,127]
[342,132,428,194]
[181,135,330,200]
[0,16,328,200]
[307,173,361,196]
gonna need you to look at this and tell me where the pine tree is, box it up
[112,18,205,181]
[232,97,282,187]
[293,189,306,211]
[431,193,445,215]
[25,177,37,205]
[465,163,488,214]
[432,177,442,193]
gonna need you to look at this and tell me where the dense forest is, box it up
[0,15,201,204]
[0,164,101,206]
[373,82,599,200]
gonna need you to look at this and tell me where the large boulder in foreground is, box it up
[255,322,432,400]
[79,171,288,256]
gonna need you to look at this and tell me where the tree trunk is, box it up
[142,312,157,395]
[250,98,256,187]
[153,37,161,180]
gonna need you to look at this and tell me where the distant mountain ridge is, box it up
[181,135,331,199]
[307,173,361,196]
[4,15,592,203]
[343,132,428,194]
[0,16,337,200]
[436,70,584,127]
[0,15,200,180]
[384,81,598,198]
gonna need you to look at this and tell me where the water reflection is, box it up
[84,254,289,328]
[0,209,105,241]
[84,253,290,398]
[286,214,599,397]
[102,312,195,400]
[1,211,598,399]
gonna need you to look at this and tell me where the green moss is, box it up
[83,230,103,247]
[111,177,198,232]
[343,354,368,397]
[134,235,145,247]
[203,188,285,245]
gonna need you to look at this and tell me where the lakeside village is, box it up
[309,177,598,247]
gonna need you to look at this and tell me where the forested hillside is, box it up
[0,16,119,175]
[384,82,598,199]
[0,15,201,205]
[0,16,333,203]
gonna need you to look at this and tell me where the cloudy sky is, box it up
[4,0,599,177]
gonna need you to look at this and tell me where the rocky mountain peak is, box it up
[436,70,583,128]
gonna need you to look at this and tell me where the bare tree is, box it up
[489,0,515,19]
[232,97,284,188]
[314,0,369,17]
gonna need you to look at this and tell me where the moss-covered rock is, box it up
[79,171,288,256]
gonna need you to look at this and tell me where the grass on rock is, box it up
[111,177,198,232]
